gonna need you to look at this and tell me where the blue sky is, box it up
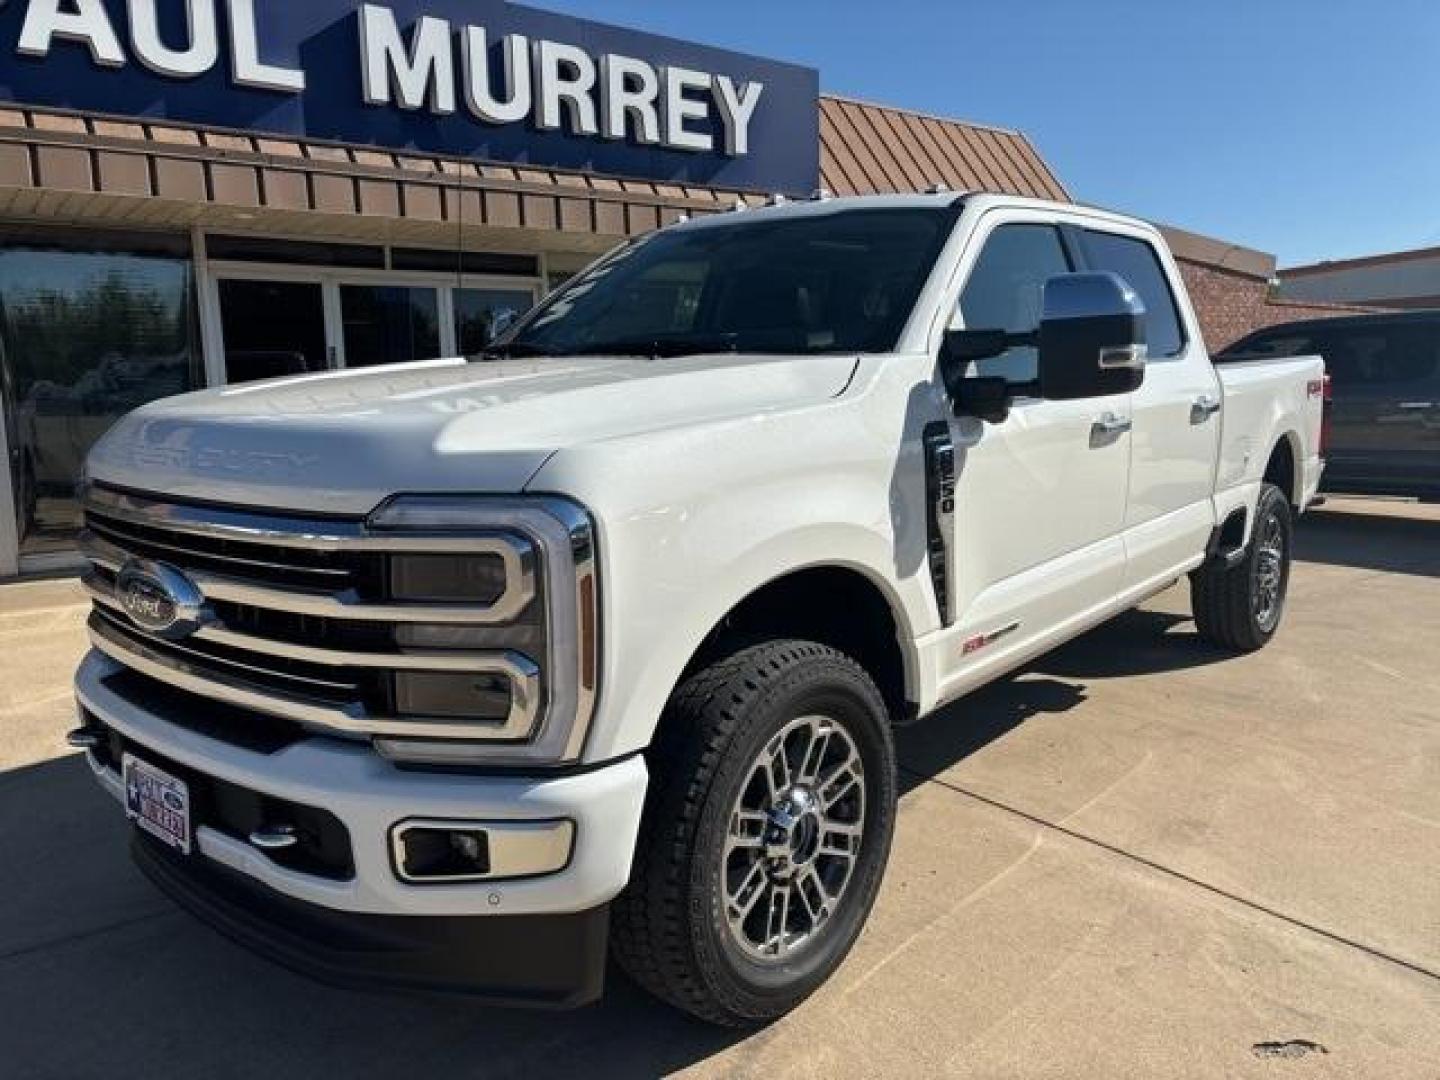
[537,0,1440,267]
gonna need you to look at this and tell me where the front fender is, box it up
[600,516,931,762]
[528,380,942,762]
[651,521,923,731]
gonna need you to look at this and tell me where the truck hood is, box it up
[87,354,859,515]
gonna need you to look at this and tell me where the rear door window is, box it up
[1083,230,1186,360]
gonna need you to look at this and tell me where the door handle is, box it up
[1397,402,1435,410]
[1192,394,1222,421]
[1091,413,1133,439]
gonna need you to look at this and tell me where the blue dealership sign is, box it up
[0,0,820,193]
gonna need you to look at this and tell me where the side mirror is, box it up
[1037,273,1148,400]
[952,376,1013,424]
[939,330,1022,423]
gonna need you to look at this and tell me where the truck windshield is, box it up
[488,207,956,360]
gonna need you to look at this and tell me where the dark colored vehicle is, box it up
[1221,311,1440,499]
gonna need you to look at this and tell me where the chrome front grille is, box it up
[76,484,598,761]
[83,504,372,593]
[81,500,536,626]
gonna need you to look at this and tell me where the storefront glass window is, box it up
[340,285,441,368]
[456,289,535,356]
[0,232,199,557]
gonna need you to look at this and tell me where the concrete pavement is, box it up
[1,498,1437,1078]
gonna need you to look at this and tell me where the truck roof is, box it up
[670,190,1158,237]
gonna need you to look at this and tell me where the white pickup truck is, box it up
[71,192,1325,1026]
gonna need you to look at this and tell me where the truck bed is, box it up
[1214,353,1327,507]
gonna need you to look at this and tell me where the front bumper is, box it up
[75,651,648,1002]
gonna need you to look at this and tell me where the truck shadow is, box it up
[1296,504,1440,578]
[897,675,1087,797]
[896,602,1240,794]
[1030,607,1230,679]
[0,755,747,1080]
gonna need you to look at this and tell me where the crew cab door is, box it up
[940,216,1131,673]
[1078,226,1222,589]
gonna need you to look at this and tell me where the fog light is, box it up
[396,826,492,882]
[391,818,575,883]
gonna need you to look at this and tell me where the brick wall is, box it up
[1176,258,1377,351]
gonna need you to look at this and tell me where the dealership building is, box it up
[0,0,1329,578]
[1280,246,1440,310]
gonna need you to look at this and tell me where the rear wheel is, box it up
[1191,482,1293,652]
[612,640,897,1027]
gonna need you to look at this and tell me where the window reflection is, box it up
[456,289,535,356]
[341,285,440,368]
[0,237,199,556]
[220,279,329,384]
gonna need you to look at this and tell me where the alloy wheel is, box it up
[1253,509,1287,631]
[722,715,867,961]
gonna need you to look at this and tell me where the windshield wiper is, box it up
[477,334,745,361]
[474,342,563,361]
[569,334,741,359]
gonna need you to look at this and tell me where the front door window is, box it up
[958,223,1070,382]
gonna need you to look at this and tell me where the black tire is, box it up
[1191,482,1294,652]
[612,640,897,1027]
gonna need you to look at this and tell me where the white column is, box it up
[192,227,228,388]
[322,280,346,369]
[437,287,457,358]
[0,400,18,577]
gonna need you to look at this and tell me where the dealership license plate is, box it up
[123,753,192,855]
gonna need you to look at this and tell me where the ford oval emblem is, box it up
[115,560,207,641]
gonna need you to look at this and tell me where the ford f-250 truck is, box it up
[70,193,1326,1026]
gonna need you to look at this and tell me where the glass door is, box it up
[338,283,441,369]
[207,262,541,386]
[216,278,330,385]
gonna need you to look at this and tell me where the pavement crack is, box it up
[900,763,1440,986]
[842,833,1045,997]
[0,909,175,965]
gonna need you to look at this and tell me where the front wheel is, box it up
[1191,482,1294,652]
[611,640,897,1027]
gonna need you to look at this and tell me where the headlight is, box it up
[366,495,600,768]
[390,553,511,604]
